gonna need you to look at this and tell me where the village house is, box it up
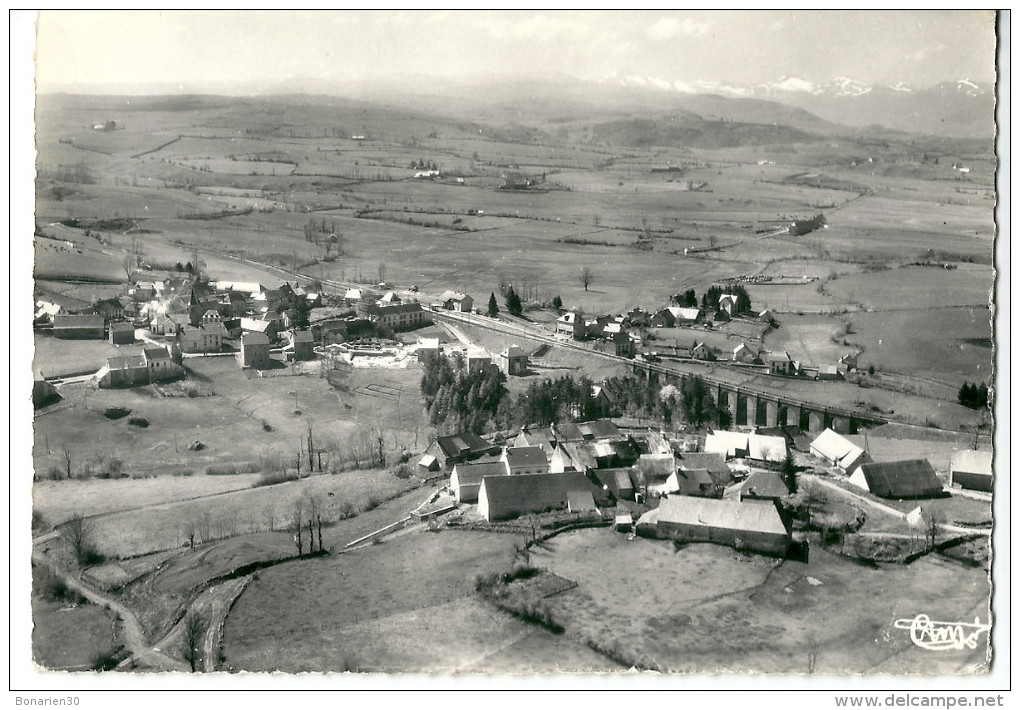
[499,345,528,376]
[949,450,993,493]
[477,472,609,522]
[724,470,790,502]
[513,426,557,458]
[501,446,550,476]
[593,468,637,501]
[241,317,277,342]
[651,306,702,328]
[704,430,751,459]
[644,497,793,557]
[718,294,739,315]
[237,331,271,369]
[591,385,615,418]
[549,442,596,473]
[690,341,713,361]
[653,467,716,498]
[556,311,585,339]
[417,337,441,364]
[378,291,402,305]
[466,347,494,374]
[440,291,474,313]
[848,459,944,499]
[150,313,182,337]
[425,432,501,470]
[92,297,125,323]
[809,428,869,473]
[677,452,733,491]
[765,351,798,376]
[450,461,509,503]
[178,323,226,354]
[610,330,637,358]
[499,172,532,190]
[732,342,760,364]
[287,329,315,361]
[201,309,223,325]
[759,309,776,325]
[100,345,182,388]
[369,301,429,331]
[53,314,105,339]
[108,322,135,345]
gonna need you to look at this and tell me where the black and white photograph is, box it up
[11,8,1008,697]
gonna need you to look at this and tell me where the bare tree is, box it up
[61,512,96,566]
[181,518,197,549]
[182,611,205,672]
[121,254,136,280]
[61,446,73,480]
[293,499,305,555]
[921,506,944,551]
[377,261,387,284]
[579,266,594,291]
[261,502,276,532]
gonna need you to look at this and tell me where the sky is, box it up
[32,10,999,92]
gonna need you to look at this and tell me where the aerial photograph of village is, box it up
[14,9,1006,695]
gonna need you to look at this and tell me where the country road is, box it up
[31,547,190,672]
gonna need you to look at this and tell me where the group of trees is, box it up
[672,289,698,308]
[504,286,523,317]
[409,158,440,171]
[512,374,600,426]
[958,381,990,410]
[701,284,753,317]
[303,218,343,258]
[421,355,509,435]
[602,374,728,429]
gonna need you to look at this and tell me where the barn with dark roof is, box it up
[849,460,944,499]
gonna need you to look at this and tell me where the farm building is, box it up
[810,428,868,473]
[178,323,226,353]
[550,442,596,473]
[949,450,993,493]
[92,298,125,323]
[477,472,609,521]
[556,311,585,339]
[658,468,717,498]
[610,330,637,358]
[237,331,271,369]
[704,431,750,459]
[417,454,440,474]
[466,347,494,374]
[343,288,363,303]
[52,314,104,339]
[648,497,793,557]
[502,446,550,476]
[593,468,637,500]
[143,346,176,377]
[450,461,509,503]
[553,419,621,443]
[108,322,135,345]
[417,337,441,364]
[440,291,474,313]
[567,490,598,513]
[724,471,790,502]
[499,345,528,376]
[99,354,148,388]
[32,379,60,409]
[651,306,701,328]
[747,433,788,465]
[378,291,402,305]
[287,329,315,360]
[635,453,677,490]
[848,460,944,499]
[677,452,732,489]
[513,426,557,457]
[426,432,501,469]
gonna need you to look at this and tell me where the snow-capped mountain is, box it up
[599,73,994,137]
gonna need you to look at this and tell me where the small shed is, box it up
[418,454,440,473]
[949,450,993,493]
[108,322,135,345]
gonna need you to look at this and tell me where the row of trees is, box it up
[601,374,728,429]
[958,381,990,410]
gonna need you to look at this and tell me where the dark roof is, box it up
[291,330,314,343]
[53,314,104,329]
[370,302,423,315]
[452,461,508,486]
[109,322,134,332]
[733,471,790,500]
[855,460,943,499]
[481,472,609,511]
[676,468,715,490]
[567,489,597,512]
[435,432,497,459]
[108,354,146,370]
[594,468,636,496]
[143,346,171,361]
[504,446,549,469]
[579,419,620,440]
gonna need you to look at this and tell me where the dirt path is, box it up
[807,475,991,538]
[151,574,253,672]
[31,548,190,672]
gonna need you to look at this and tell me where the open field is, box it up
[33,334,124,377]
[220,529,618,673]
[531,528,990,674]
[32,566,122,670]
[825,264,992,311]
[763,313,851,367]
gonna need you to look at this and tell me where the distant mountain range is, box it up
[599,74,996,137]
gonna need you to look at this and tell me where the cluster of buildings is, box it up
[416,339,530,378]
[418,416,804,561]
